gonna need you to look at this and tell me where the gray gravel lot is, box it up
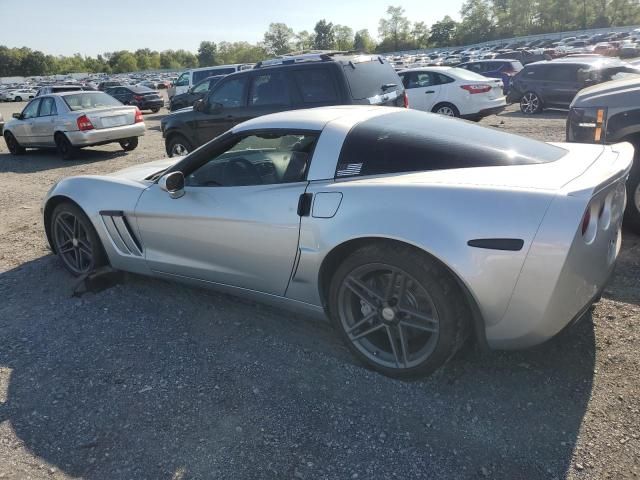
[0,99,638,480]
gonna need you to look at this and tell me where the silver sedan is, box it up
[3,91,145,160]
[42,106,633,377]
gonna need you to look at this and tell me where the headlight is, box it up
[567,107,607,143]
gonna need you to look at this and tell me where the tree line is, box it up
[1,0,639,77]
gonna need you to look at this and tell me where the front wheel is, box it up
[329,243,469,378]
[51,203,107,276]
[520,91,542,114]
[119,137,139,151]
[166,134,192,157]
[14,96,22,102]
[4,131,26,155]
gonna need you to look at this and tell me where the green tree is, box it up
[411,21,430,49]
[429,16,459,47]
[458,0,495,44]
[353,29,377,52]
[197,41,218,67]
[313,19,335,50]
[263,23,294,55]
[333,25,354,51]
[378,6,411,51]
[294,30,315,51]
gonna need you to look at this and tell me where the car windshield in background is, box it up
[336,110,566,178]
[63,92,122,111]
[451,68,492,81]
[342,59,401,100]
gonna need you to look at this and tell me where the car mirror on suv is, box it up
[12,113,22,120]
[193,99,206,112]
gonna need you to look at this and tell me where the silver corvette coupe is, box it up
[42,106,633,377]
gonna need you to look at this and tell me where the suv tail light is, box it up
[134,107,143,123]
[461,84,492,94]
[76,114,94,131]
[403,91,409,108]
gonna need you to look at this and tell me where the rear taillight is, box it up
[134,108,143,123]
[581,201,600,244]
[403,91,409,108]
[460,84,492,94]
[76,114,94,131]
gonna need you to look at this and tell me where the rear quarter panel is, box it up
[287,179,555,327]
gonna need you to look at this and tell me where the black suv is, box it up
[508,58,639,114]
[567,76,640,232]
[161,53,407,156]
[168,75,226,112]
[105,86,165,113]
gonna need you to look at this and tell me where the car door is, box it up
[31,96,58,146]
[134,129,318,295]
[400,72,442,111]
[543,65,583,107]
[194,75,250,146]
[244,70,295,118]
[189,78,211,105]
[11,98,41,145]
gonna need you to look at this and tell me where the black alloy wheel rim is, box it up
[53,212,93,274]
[337,263,440,370]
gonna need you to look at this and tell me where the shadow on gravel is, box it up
[0,149,129,173]
[498,109,568,120]
[0,256,596,479]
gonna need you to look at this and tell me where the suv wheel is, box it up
[520,92,542,114]
[167,134,192,157]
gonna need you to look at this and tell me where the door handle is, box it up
[425,90,435,94]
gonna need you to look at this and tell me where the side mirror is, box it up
[193,99,205,112]
[12,112,22,120]
[158,171,185,199]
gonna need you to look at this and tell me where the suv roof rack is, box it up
[255,50,372,69]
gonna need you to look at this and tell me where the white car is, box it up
[398,67,506,120]
[2,89,37,102]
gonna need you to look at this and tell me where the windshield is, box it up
[63,92,123,111]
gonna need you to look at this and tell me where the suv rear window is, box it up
[342,59,402,100]
[336,110,565,178]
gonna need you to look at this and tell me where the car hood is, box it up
[108,157,181,181]
[572,76,640,107]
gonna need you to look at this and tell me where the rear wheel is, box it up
[51,202,107,276]
[432,103,460,117]
[55,133,76,160]
[329,243,469,378]
[151,107,160,113]
[4,131,26,155]
[14,96,22,102]
[520,91,542,114]
[119,137,139,151]
[167,134,192,157]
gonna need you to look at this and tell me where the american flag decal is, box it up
[336,163,363,177]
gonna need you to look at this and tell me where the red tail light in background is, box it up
[461,84,492,94]
[403,92,409,108]
[76,114,94,131]
[133,94,144,102]
[134,108,143,123]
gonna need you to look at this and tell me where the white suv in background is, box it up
[168,64,254,98]
[398,67,506,121]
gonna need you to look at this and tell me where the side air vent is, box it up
[100,210,143,256]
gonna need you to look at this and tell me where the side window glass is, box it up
[39,97,57,117]
[22,99,41,119]
[175,72,190,87]
[291,69,339,104]
[436,74,455,85]
[192,80,210,93]
[209,77,247,108]
[250,72,292,106]
[185,132,318,187]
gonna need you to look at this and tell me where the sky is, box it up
[0,0,463,56]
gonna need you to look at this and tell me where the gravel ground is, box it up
[0,100,638,480]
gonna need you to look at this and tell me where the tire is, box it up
[55,133,76,160]
[432,103,460,117]
[166,134,193,157]
[151,108,160,113]
[4,131,26,155]
[520,91,543,114]
[51,202,107,276]
[624,154,640,234]
[328,243,470,378]
[119,137,139,152]
[14,96,22,102]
